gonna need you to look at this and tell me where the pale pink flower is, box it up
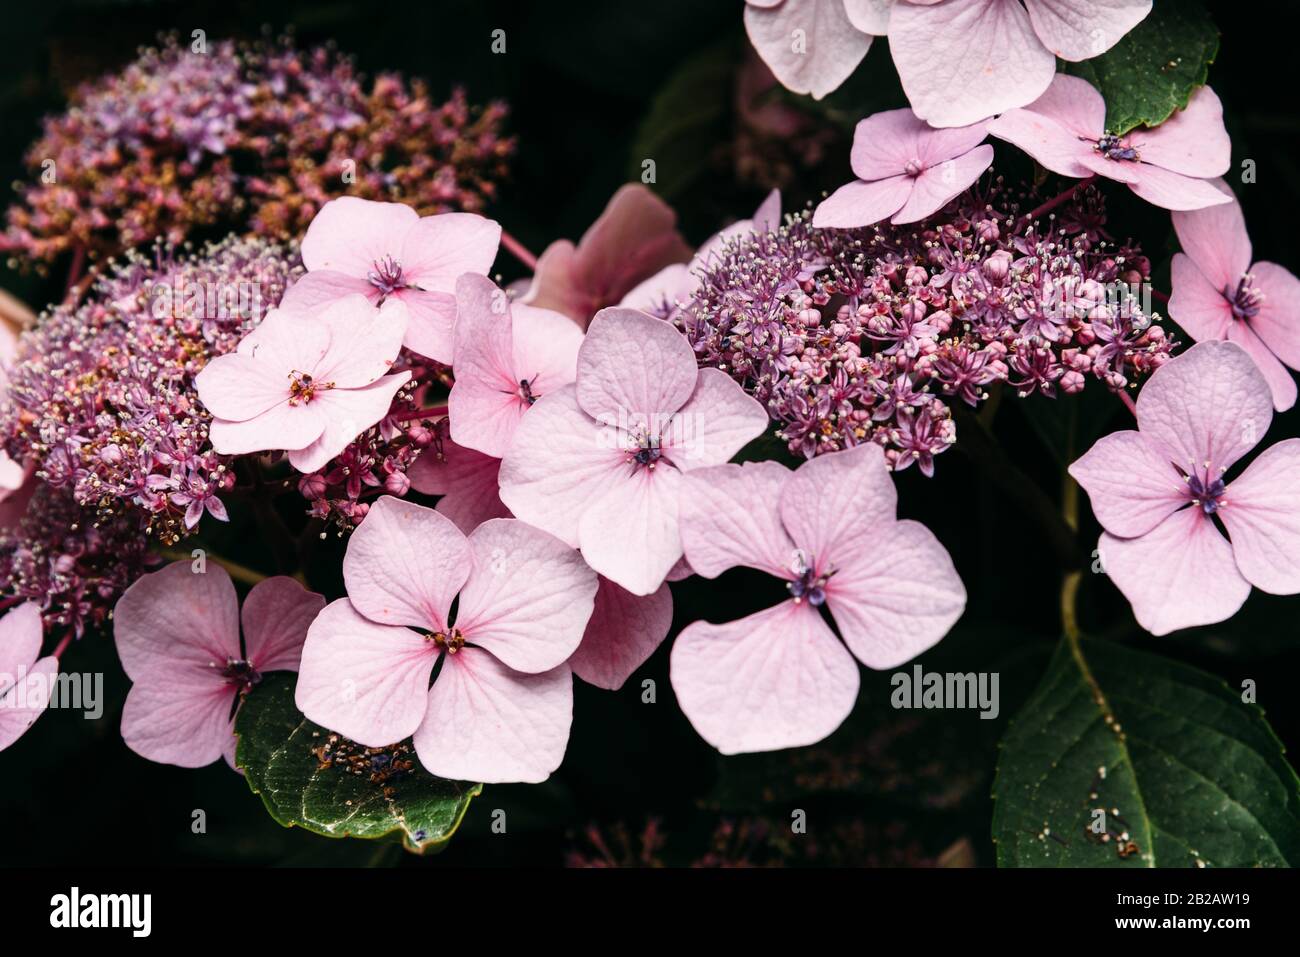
[888,0,1151,127]
[1170,187,1300,411]
[294,496,597,783]
[988,75,1231,211]
[621,190,782,316]
[743,0,887,101]
[568,578,674,691]
[407,433,510,533]
[195,295,411,473]
[814,110,992,227]
[671,445,966,754]
[114,561,324,767]
[448,274,583,458]
[280,196,501,364]
[0,603,57,753]
[520,184,693,327]
[1070,341,1300,636]
[498,308,769,596]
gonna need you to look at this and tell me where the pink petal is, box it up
[195,353,294,422]
[1171,186,1251,290]
[455,518,598,674]
[113,560,240,684]
[1136,340,1273,474]
[209,399,327,457]
[578,464,685,596]
[234,307,331,365]
[295,598,437,747]
[779,443,898,570]
[576,308,698,425]
[568,578,673,691]
[241,576,326,674]
[670,599,859,754]
[414,651,572,784]
[743,0,874,100]
[1250,262,1300,371]
[893,144,994,224]
[678,460,797,578]
[393,287,459,365]
[663,368,770,471]
[285,372,411,473]
[1219,438,1300,594]
[1126,164,1234,212]
[511,304,583,397]
[1226,322,1297,413]
[300,197,419,276]
[312,296,408,389]
[619,263,695,314]
[1098,510,1249,636]
[824,518,966,669]
[1025,0,1152,61]
[1168,252,1234,343]
[342,495,470,631]
[843,0,892,34]
[889,0,1056,127]
[0,654,57,752]
[407,436,511,534]
[518,240,584,324]
[449,274,526,458]
[498,386,628,547]
[986,76,1100,178]
[1012,71,1106,139]
[1068,430,1187,538]
[813,176,913,229]
[847,109,988,181]
[0,602,43,678]
[121,676,234,768]
[279,270,375,313]
[1132,85,1231,179]
[752,187,783,231]
[398,212,501,293]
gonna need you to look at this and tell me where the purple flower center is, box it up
[221,657,262,693]
[787,552,833,606]
[1181,464,1227,515]
[1093,134,1140,163]
[903,159,924,177]
[1225,274,1264,320]
[367,255,407,297]
[288,370,332,405]
[431,627,465,654]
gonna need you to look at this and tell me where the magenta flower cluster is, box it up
[675,183,1172,473]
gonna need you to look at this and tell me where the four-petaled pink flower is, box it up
[196,295,411,473]
[114,561,324,767]
[295,497,597,783]
[1070,341,1300,636]
[280,196,502,364]
[814,109,992,227]
[1169,187,1300,411]
[498,308,769,596]
[988,75,1232,211]
[671,444,967,754]
[520,184,693,327]
[448,274,583,458]
[0,603,58,753]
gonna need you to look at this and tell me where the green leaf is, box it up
[993,637,1300,867]
[234,673,481,854]
[1066,1,1219,135]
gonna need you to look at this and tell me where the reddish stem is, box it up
[1118,390,1138,419]
[391,404,448,424]
[65,244,86,296]
[1151,288,1170,306]
[52,630,74,660]
[500,229,539,271]
[1020,176,1096,229]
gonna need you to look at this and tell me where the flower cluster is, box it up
[674,182,1173,473]
[3,34,513,267]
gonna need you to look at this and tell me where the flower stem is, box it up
[499,229,539,271]
[1020,175,1096,229]
[1118,389,1137,419]
[51,630,75,660]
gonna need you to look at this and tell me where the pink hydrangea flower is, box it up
[670,444,967,753]
[1169,188,1300,411]
[196,295,411,473]
[520,184,693,327]
[498,308,769,596]
[888,0,1151,127]
[408,431,511,534]
[0,603,58,753]
[743,0,884,101]
[294,496,597,783]
[568,578,674,691]
[1070,341,1300,636]
[280,196,502,364]
[813,109,992,227]
[113,561,324,767]
[448,274,583,458]
[988,75,1231,211]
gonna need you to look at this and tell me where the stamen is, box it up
[367,255,406,297]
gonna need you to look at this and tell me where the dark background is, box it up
[0,0,1295,867]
